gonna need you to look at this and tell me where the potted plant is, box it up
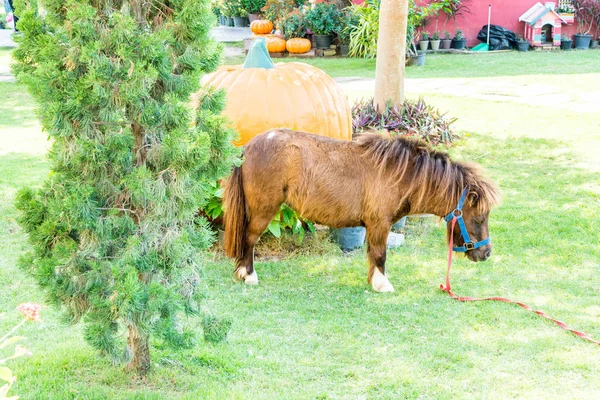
[430,31,441,50]
[441,30,452,49]
[337,9,358,57]
[419,31,430,51]
[452,29,466,49]
[304,2,341,49]
[571,0,594,49]
[557,4,575,23]
[517,35,530,52]
[220,0,236,27]
[245,0,266,22]
[560,34,573,50]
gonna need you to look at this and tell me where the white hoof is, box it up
[371,269,395,293]
[244,271,259,285]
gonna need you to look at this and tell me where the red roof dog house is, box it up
[519,2,568,46]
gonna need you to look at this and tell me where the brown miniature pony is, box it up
[223,129,500,292]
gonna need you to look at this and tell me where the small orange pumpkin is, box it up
[265,36,286,53]
[250,20,273,35]
[286,38,312,54]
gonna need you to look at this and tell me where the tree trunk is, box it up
[374,0,409,111]
[127,325,150,376]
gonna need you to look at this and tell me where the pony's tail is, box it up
[223,166,247,260]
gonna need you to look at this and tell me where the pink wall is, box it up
[419,0,584,46]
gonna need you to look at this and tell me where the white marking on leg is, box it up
[245,270,259,285]
[372,268,395,293]
[235,267,248,281]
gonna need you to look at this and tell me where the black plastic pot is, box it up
[560,39,572,50]
[226,17,234,27]
[517,41,530,52]
[591,40,599,49]
[340,44,350,57]
[233,16,246,27]
[452,38,467,50]
[315,34,332,49]
[574,34,592,49]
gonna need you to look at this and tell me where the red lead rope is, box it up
[440,216,600,346]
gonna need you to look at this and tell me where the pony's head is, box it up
[445,176,500,262]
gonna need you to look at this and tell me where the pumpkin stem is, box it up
[243,38,275,69]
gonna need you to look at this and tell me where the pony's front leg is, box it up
[366,225,394,293]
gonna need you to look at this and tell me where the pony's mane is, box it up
[357,134,501,215]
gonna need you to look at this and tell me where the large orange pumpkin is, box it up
[286,38,312,54]
[265,36,286,53]
[199,39,352,146]
[250,20,273,34]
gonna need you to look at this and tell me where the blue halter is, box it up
[443,187,490,252]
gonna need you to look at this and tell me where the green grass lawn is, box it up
[224,47,600,79]
[2,49,600,399]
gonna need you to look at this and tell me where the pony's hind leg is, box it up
[365,224,394,293]
[234,205,281,285]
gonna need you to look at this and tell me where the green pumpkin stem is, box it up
[243,38,276,69]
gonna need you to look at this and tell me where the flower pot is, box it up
[226,17,234,27]
[560,39,572,50]
[391,216,407,231]
[244,17,250,27]
[574,34,592,49]
[219,15,225,25]
[452,38,466,50]
[430,39,441,51]
[517,41,530,52]
[249,13,259,23]
[340,44,350,57]
[441,39,452,50]
[233,16,246,27]
[590,39,599,49]
[419,40,429,51]
[315,34,332,49]
[415,51,426,66]
[333,227,365,251]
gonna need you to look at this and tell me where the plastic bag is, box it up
[476,24,518,50]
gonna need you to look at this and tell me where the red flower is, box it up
[17,303,42,321]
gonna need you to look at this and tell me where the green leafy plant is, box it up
[228,0,249,17]
[304,2,341,36]
[441,0,472,31]
[12,0,239,376]
[421,31,430,40]
[337,8,359,45]
[352,98,458,146]
[277,9,306,40]
[266,204,316,242]
[261,0,295,24]
[444,30,451,40]
[244,0,267,14]
[432,31,440,40]
[348,0,379,58]
[202,314,232,343]
[454,29,463,40]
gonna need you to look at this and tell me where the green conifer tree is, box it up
[12,0,239,375]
